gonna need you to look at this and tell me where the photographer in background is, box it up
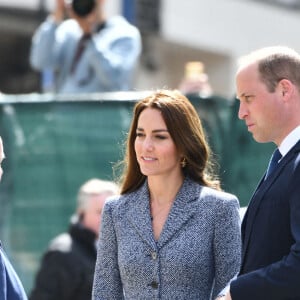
[30,0,141,93]
[29,178,119,300]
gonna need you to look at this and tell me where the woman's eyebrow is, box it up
[136,128,168,133]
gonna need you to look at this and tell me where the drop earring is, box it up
[181,157,187,168]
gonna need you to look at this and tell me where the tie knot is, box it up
[81,33,91,41]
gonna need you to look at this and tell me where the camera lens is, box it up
[72,0,96,17]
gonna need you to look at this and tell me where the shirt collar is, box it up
[279,125,300,157]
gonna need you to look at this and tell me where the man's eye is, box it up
[244,95,253,102]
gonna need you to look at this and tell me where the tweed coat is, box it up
[92,177,241,300]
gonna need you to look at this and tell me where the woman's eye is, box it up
[135,132,168,140]
[155,135,167,140]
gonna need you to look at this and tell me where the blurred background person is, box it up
[0,136,28,300]
[29,178,119,300]
[178,61,213,98]
[29,0,142,93]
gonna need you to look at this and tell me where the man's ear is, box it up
[278,79,293,99]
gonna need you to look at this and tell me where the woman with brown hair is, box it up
[92,90,241,300]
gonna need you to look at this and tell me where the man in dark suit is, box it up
[222,46,300,299]
[0,136,28,300]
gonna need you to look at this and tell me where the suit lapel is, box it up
[242,141,300,262]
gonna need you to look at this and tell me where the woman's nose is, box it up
[143,137,154,150]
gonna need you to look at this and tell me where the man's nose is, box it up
[238,102,247,120]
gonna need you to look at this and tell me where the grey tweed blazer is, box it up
[92,177,241,300]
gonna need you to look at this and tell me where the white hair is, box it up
[76,178,119,212]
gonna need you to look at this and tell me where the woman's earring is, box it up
[181,157,187,168]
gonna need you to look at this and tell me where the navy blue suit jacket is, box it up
[231,140,300,299]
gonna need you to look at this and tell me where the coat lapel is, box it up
[242,141,300,262]
[157,178,201,249]
[125,182,157,249]
[125,178,202,250]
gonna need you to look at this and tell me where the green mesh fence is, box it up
[0,92,274,293]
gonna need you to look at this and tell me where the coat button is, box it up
[150,281,158,289]
[151,251,157,260]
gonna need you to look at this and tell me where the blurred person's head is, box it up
[71,0,96,17]
[68,0,106,33]
[0,136,5,182]
[76,178,119,237]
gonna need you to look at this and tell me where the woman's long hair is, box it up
[116,90,220,194]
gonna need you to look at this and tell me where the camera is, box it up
[72,0,96,17]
